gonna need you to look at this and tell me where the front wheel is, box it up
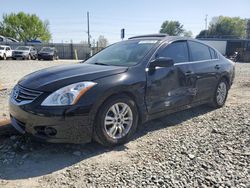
[27,54,31,60]
[94,95,139,147]
[209,78,229,108]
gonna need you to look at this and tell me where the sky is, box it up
[1,0,250,44]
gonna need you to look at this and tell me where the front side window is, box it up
[157,41,189,63]
[188,41,211,61]
[85,39,159,66]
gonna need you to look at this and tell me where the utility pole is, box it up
[87,11,91,48]
[205,14,208,38]
[205,14,208,30]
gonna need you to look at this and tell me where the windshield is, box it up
[40,47,53,53]
[85,39,159,66]
[0,47,4,50]
[16,46,30,51]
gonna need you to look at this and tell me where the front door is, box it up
[145,41,195,114]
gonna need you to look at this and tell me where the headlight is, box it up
[41,81,97,106]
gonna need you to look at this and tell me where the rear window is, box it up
[188,41,211,61]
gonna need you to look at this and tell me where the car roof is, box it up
[17,46,32,48]
[41,47,55,49]
[0,45,10,48]
[128,34,193,43]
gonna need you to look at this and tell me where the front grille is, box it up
[14,52,23,55]
[12,85,42,103]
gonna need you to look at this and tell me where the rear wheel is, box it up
[94,95,138,147]
[209,78,229,108]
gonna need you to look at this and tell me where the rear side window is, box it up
[209,48,218,59]
[157,41,189,63]
[188,41,211,61]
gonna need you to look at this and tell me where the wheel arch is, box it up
[89,89,147,135]
[220,74,230,87]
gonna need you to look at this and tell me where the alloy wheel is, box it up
[216,82,227,105]
[104,102,133,140]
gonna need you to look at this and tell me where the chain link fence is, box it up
[0,42,91,60]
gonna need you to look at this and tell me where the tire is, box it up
[94,94,139,147]
[209,78,229,108]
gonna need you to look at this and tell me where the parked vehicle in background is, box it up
[6,37,19,43]
[0,35,7,43]
[38,47,58,60]
[0,45,12,60]
[0,35,18,43]
[12,46,37,60]
[9,34,235,146]
[27,39,42,44]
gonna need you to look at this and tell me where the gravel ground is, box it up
[0,60,79,120]
[0,62,249,188]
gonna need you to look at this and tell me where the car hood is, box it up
[18,63,128,92]
[38,52,53,55]
[13,50,29,53]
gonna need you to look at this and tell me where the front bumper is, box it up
[38,54,53,60]
[13,54,28,59]
[9,98,93,144]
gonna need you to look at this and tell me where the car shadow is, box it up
[0,105,213,180]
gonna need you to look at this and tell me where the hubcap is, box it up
[104,103,133,139]
[216,82,227,105]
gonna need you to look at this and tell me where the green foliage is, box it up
[0,12,51,42]
[183,30,193,37]
[197,16,247,39]
[160,21,184,36]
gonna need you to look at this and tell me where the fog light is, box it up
[44,127,57,136]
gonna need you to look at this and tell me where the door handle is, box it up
[215,65,221,70]
[185,71,194,76]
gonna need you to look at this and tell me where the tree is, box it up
[183,30,193,37]
[97,35,108,48]
[0,12,51,42]
[160,21,184,36]
[196,16,247,39]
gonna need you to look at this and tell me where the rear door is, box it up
[145,40,196,114]
[187,41,220,102]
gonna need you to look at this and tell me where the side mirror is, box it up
[149,57,174,70]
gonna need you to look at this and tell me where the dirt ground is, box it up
[0,61,249,187]
[0,60,79,120]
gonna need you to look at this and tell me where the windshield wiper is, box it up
[93,62,109,66]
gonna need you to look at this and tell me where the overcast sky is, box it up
[1,0,250,43]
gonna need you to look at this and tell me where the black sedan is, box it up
[9,34,235,146]
[38,47,58,60]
